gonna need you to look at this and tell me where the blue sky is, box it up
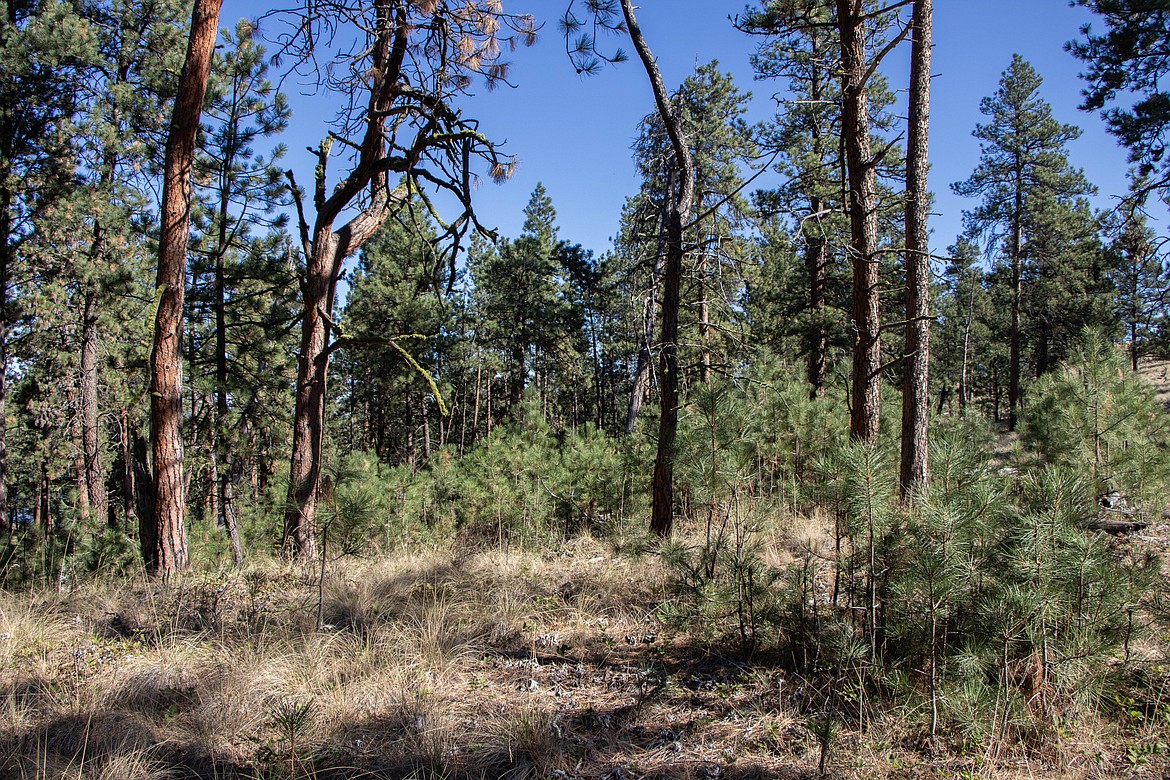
[229,1,1146,261]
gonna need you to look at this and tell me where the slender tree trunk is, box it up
[1131,318,1139,372]
[80,283,108,525]
[838,0,882,443]
[284,232,334,558]
[805,31,831,399]
[472,355,482,442]
[959,271,975,413]
[625,168,673,434]
[0,190,11,534]
[699,267,711,384]
[147,0,223,577]
[618,0,696,538]
[72,401,91,524]
[899,0,932,500]
[119,409,136,523]
[805,205,828,397]
[282,0,400,557]
[1008,179,1023,430]
[214,169,243,564]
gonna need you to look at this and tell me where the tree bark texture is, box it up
[80,281,108,525]
[148,0,223,577]
[618,0,696,538]
[899,0,932,499]
[838,0,882,443]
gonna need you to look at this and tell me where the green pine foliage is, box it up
[1021,330,1170,510]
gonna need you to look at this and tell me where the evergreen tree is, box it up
[147,0,223,577]
[953,55,1094,429]
[338,206,453,466]
[1069,0,1170,201]
[188,18,292,564]
[280,1,537,558]
[900,0,933,499]
[621,63,755,428]
[0,0,97,532]
[747,0,848,396]
[470,184,575,418]
[1106,176,1169,370]
[743,0,913,442]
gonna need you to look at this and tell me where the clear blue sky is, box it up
[229,1,1148,262]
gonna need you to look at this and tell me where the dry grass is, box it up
[0,534,1164,779]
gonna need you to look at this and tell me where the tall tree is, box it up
[743,0,912,440]
[471,184,570,417]
[1108,177,1168,371]
[899,0,932,499]
[621,62,755,429]
[280,0,536,557]
[837,0,890,443]
[563,0,696,537]
[147,0,223,576]
[953,55,1092,430]
[746,1,845,397]
[1069,0,1170,202]
[189,18,290,564]
[0,0,96,533]
[74,0,186,533]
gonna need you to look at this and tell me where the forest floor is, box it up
[3,529,1170,780]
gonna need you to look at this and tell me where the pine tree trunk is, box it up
[899,0,932,500]
[1008,181,1023,430]
[147,0,222,577]
[1131,319,1139,372]
[283,233,334,559]
[838,0,882,443]
[805,31,831,400]
[699,268,711,384]
[80,282,108,525]
[959,273,975,414]
[281,1,397,555]
[214,182,242,564]
[618,0,696,538]
[0,189,11,534]
[805,207,828,397]
[625,168,673,435]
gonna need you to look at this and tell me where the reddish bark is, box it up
[147,0,223,577]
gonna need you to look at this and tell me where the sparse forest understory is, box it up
[5,0,1170,778]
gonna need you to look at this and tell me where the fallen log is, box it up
[1082,517,1150,535]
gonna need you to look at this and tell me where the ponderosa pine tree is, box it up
[1107,177,1168,370]
[147,0,222,577]
[563,0,696,537]
[744,0,847,398]
[899,0,932,499]
[953,55,1092,430]
[189,18,291,564]
[621,62,755,428]
[0,1,96,533]
[743,0,912,442]
[280,1,536,558]
[1069,1,1170,202]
